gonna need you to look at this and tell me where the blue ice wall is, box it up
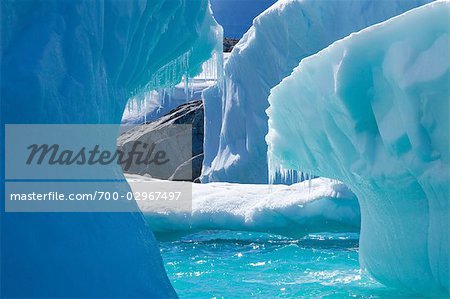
[1,0,220,297]
[267,1,449,295]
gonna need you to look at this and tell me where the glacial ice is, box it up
[126,174,360,237]
[267,1,449,295]
[122,52,222,125]
[209,0,277,38]
[201,0,431,183]
[1,0,221,297]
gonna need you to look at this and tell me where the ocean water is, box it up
[159,231,411,298]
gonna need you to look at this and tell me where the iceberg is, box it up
[201,0,431,183]
[267,1,449,295]
[126,175,360,237]
[1,0,221,297]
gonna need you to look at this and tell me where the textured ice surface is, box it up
[1,0,220,297]
[202,0,431,183]
[267,1,449,294]
[2,0,221,124]
[126,174,360,237]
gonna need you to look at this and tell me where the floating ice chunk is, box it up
[126,174,360,237]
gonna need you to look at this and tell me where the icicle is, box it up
[123,22,225,124]
[267,151,304,185]
[160,88,171,105]
[308,170,312,193]
[184,74,189,102]
[144,96,147,123]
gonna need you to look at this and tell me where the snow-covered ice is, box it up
[267,1,449,295]
[126,174,360,236]
[201,0,431,183]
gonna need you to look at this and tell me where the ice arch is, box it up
[1,0,221,297]
[267,1,449,295]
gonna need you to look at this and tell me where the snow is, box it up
[266,1,449,295]
[1,0,221,297]
[201,0,432,184]
[126,174,360,236]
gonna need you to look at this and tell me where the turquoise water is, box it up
[160,231,409,298]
